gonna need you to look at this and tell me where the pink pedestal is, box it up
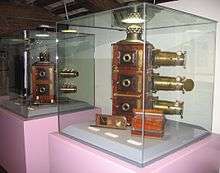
[49,132,220,173]
[0,107,58,173]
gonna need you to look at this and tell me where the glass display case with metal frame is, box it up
[0,29,58,118]
[57,3,216,167]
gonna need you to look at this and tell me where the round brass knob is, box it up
[183,79,194,91]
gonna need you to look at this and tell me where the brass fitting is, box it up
[153,49,186,68]
[152,99,184,117]
[152,74,194,93]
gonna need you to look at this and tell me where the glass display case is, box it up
[57,3,217,167]
[0,29,58,118]
[57,31,95,113]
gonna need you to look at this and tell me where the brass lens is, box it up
[122,54,132,63]
[153,75,194,92]
[153,100,184,115]
[153,49,185,67]
[122,79,131,87]
[122,103,130,111]
[39,87,46,93]
[39,71,46,77]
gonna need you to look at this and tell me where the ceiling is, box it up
[0,0,177,36]
[2,0,177,19]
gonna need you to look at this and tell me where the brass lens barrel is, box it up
[153,100,184,115]
[153,75,194,92]
[153,49,185,67]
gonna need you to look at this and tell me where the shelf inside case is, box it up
[62,119,209,167]
[0,97,94,118]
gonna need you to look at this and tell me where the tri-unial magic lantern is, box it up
[94,7,194,138]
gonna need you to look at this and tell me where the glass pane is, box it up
[67,3,216,30]
[57,2,216,167]
[142,4,216,166]
[0,30,58,118]
[57,31,95,113]
[145,3,215,29]
[58,4,146,166]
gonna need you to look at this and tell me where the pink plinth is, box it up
[0,107,58,173]
[49,132,220,173]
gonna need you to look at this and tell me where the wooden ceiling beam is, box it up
[0,3,60,21]
[153,0,177,4]
[68,11,91,18]
[85,0,121,12]
[52,1,86,15]
[33,0,61,7]
[0,3,61,36]
[116,0,178,5]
